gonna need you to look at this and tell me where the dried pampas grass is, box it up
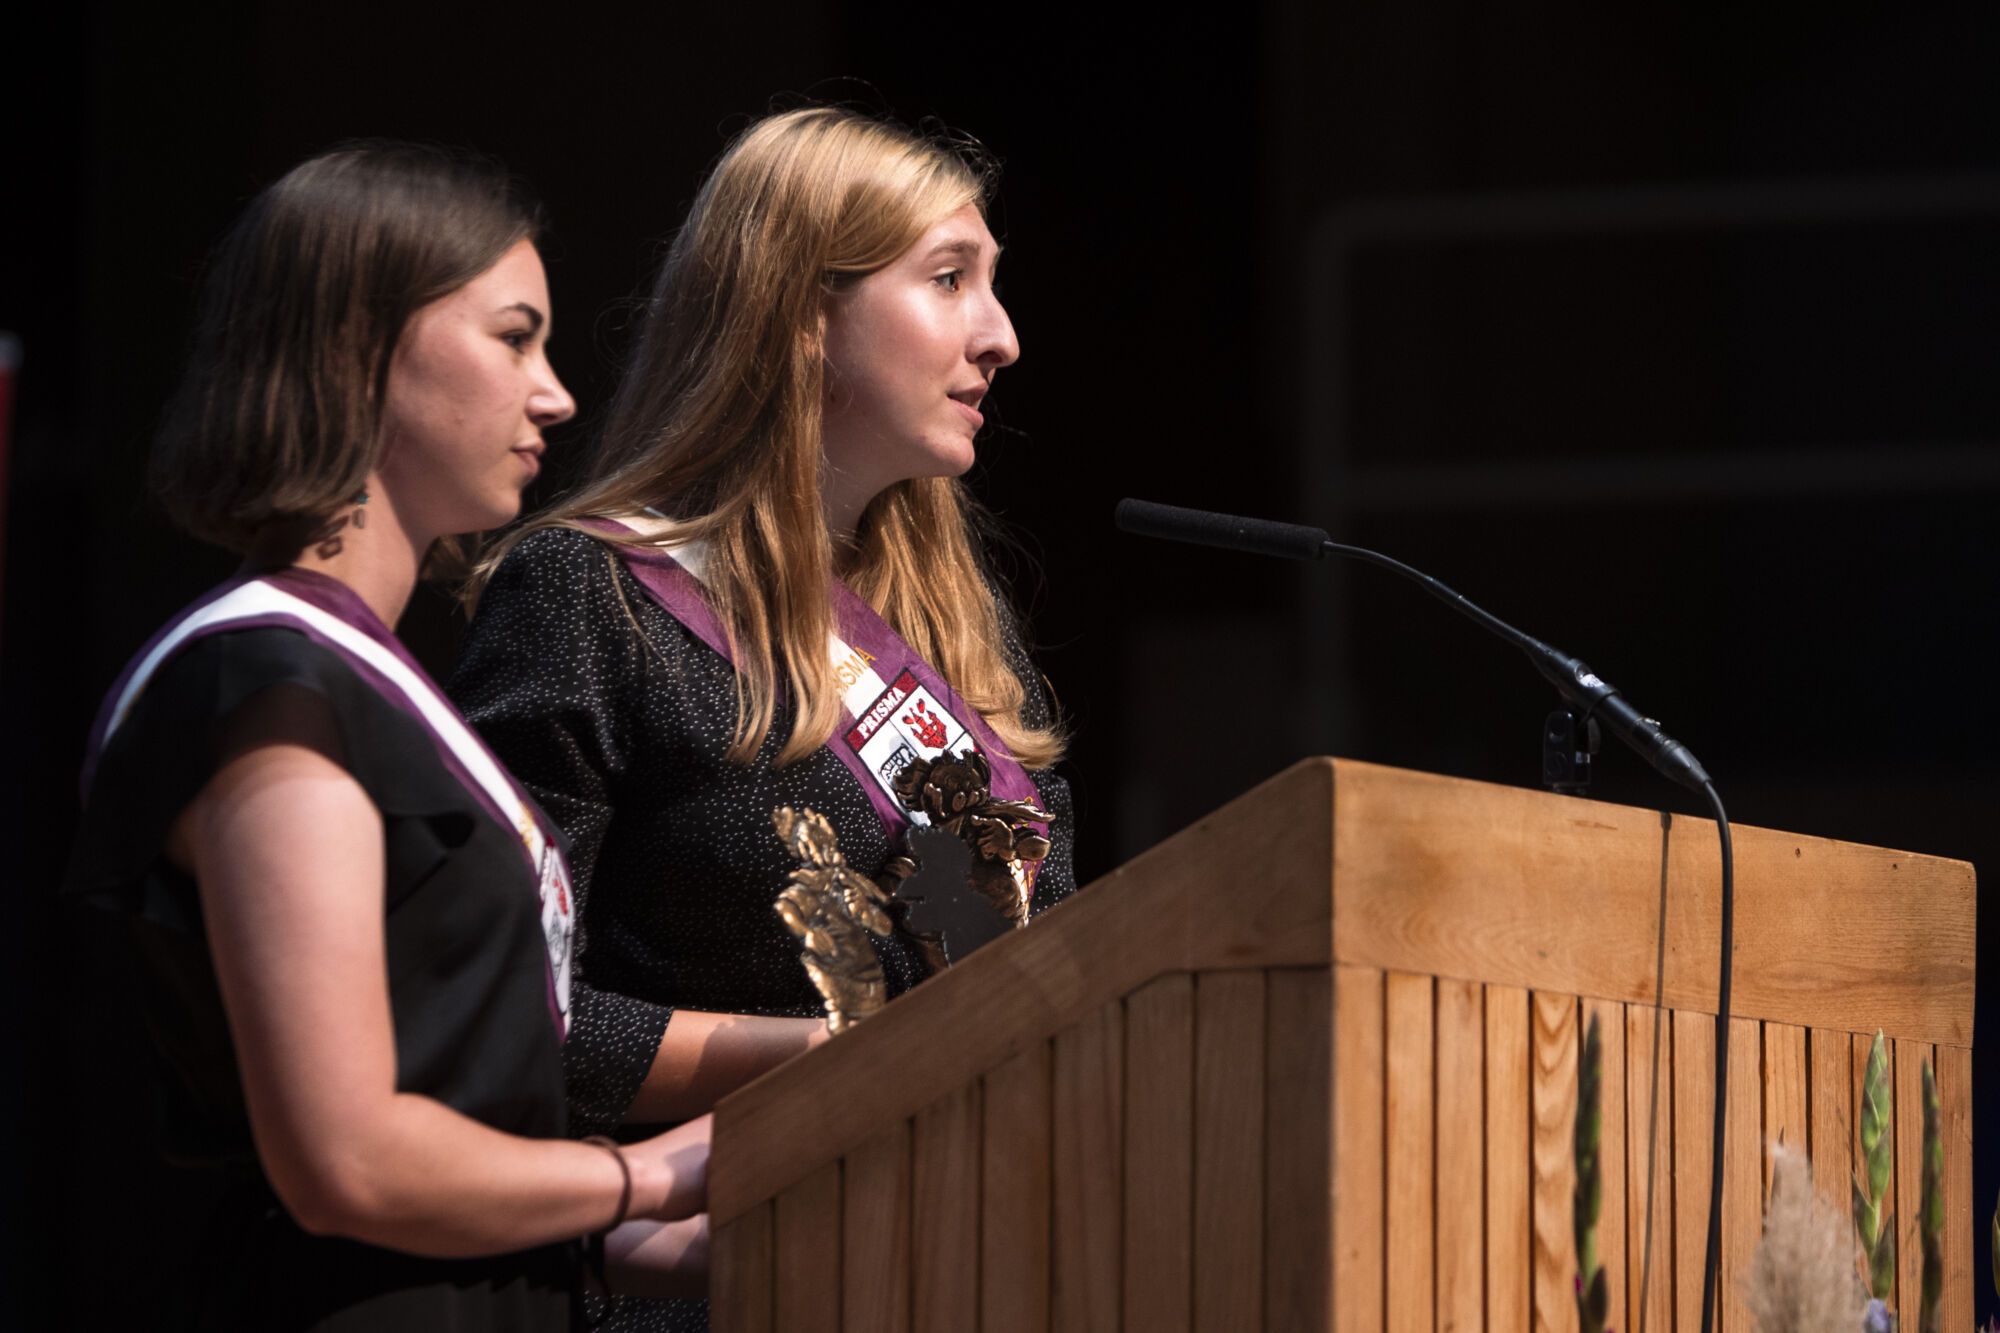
[1742,1142,1869,1333]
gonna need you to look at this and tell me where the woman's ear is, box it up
[804,307,841,407]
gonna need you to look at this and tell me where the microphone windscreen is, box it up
[1113,498,1330,562]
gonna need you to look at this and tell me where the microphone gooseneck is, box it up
[1113,498,1710,792]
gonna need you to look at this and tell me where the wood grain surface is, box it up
[1489,984,1534,1333]
[1807,1027,1851,1208]
[700,757,1977,1330]
[713,757,1333,1223]
[1584,997,1628,1333]
[911,1083,979,1332]
[1894,1037,1929,1323]
[1052,999,1122,1333]
[1761,1022,1809,1200]
[1193,969,1267,1333]
[1124,974,1193,1333]
[713,1201,774,1333]
[1266,968,1332,1330]
[1937,1043,1974,1333]
[1387,972,1436,1333]
[1333,964,1386,1333]
[1625,1005,1673,1333]
[1530,991,1578,1333]
[1720,1017,1761,1333]
[842,1121,911,1333]
[1331,762,1972,1041]
[715,758,1972,1223]
[1673,1013,1715,1333]
[983,1043,1052,1333]
[773,1161,840,1333]
[1436,976,1484,1333]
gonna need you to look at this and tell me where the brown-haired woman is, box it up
[65,143,709,1331]
[450,106,1076,1330]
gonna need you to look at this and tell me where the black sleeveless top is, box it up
[65,625,575,1331]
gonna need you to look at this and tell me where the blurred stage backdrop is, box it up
[4,2,1994,1326]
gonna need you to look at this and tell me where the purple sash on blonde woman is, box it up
[582,518,1049,856]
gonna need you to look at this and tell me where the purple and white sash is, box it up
[590,520,1050,888]
[84,569,575,1036]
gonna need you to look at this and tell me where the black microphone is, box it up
[1113,498,1711,793]
[1113,498,1332,562]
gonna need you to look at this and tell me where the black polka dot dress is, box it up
[450,526,1076,1332]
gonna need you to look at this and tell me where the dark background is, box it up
[4,1,1993,1326]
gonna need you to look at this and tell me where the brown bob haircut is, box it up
[152,141,543,554]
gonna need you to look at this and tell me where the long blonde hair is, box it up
[475,107,1064,770]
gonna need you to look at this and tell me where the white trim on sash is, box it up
[105,579,575,1016]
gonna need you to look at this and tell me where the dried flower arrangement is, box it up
[1742,1034,1987,1333]
[1741,1141,1868,1333]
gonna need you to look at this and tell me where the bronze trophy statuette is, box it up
[773,748,1052,1032]
[891,749,1051,928]
[771,807,893,1032]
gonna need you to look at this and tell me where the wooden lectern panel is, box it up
[1489,984,1535,1333]
[772,1162,838,1333]
[1435,977,1484,1333]
[982,1043,1052,1333]
[1385,972,1435,1333]
[1760,1023,1808,1201]
[1333,964,1386,1333]
[1265,968,1332,1329]
[842,1122,910,1333]
[1625,1004,1674,1333]
[1052,998,1122,1332]
[714,1200,773,1333]
[1530,990,1579,1333]
[1587,996,1630,1333]
[911,1083,979,1331]
[707,758,1976,1332]
[1673,1011,1716,1333]
[1329,763,1974,1042]
[1123,974,1193,1333]
[1938,1043,1976,1333]
[1807,1029,1851,1206]
[1192,970,1266,1333]
[1721,1017,1763,1333]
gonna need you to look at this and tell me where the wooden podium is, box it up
[709,758,1977,1332]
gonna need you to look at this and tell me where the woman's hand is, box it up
[605,1214,710,1300]
[622,1114,712,1221]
